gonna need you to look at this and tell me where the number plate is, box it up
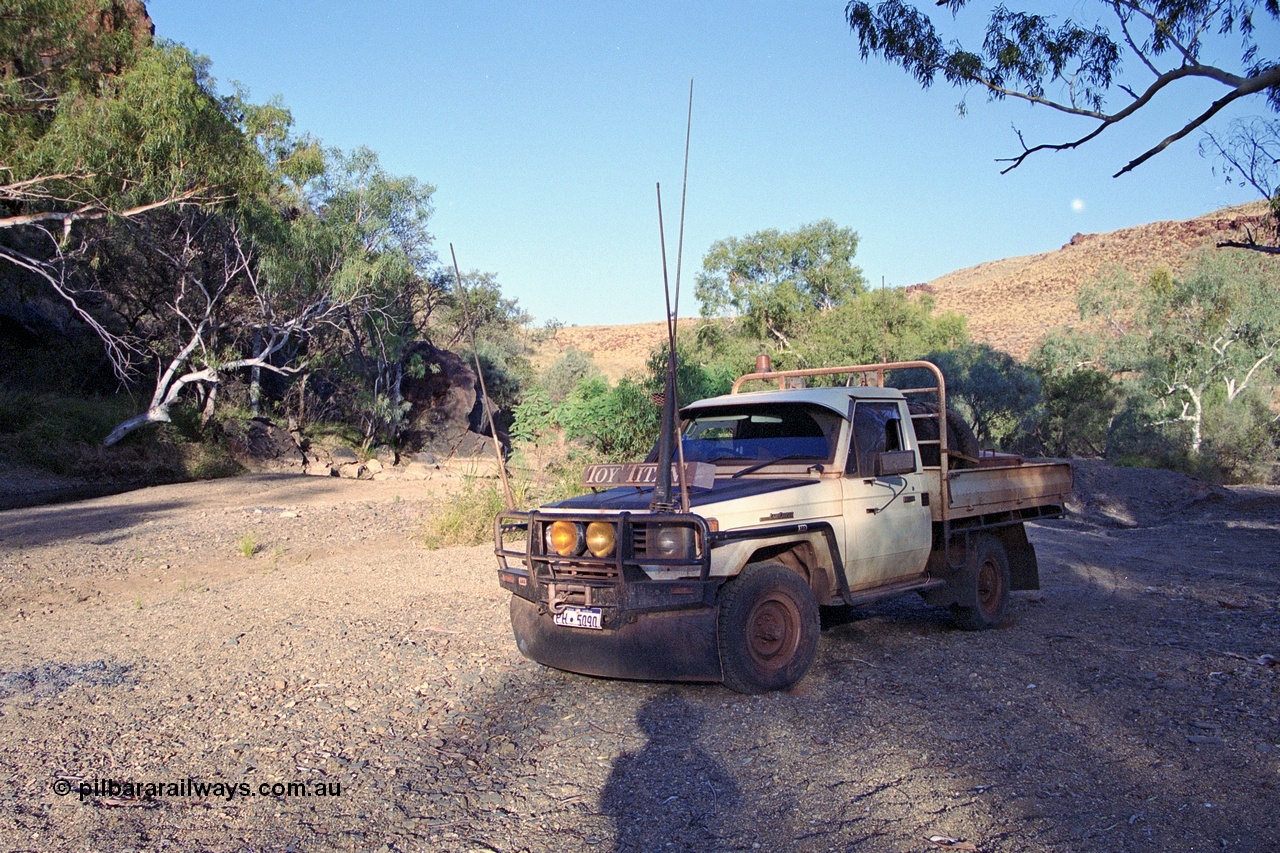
[553,606,603,630]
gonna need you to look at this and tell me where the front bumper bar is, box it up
[509,594,723,682]
[496,509,723,681]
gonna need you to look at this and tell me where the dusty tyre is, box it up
[718,563,819,694]
[951,534,1011,630]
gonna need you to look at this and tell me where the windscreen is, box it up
[675,404,842,466]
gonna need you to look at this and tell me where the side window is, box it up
[847,402,906,476]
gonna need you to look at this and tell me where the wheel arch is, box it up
[711,526,845,605]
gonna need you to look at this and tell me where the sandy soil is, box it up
[0,461,1277,852]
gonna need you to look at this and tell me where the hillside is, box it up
[921,202,1271,358]
[532,202,1272,375]
[531,319,699,382]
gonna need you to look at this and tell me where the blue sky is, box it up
[148,1,1268,327]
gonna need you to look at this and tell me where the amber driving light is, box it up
[585,521,616,557]
[546,520,584,556]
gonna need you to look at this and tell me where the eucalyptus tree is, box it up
[99,209,354,446]
[313,146,443,446]
[1079,253,1280,456]
[2,3,265,377]
[695,219,865,350]
[792,289,968,370]
[846,0,1280,250]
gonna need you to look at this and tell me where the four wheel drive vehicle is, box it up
[493,360,1071,693]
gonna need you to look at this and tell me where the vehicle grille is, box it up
[538,560,620,583]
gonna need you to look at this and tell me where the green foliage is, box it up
[1,1,142,149]
[643,340,736,405]
[1,0,536,482]
[696,220,865,346]
[1029,330,1119,457]
[511,335,740,469]
[690,219,965,386]
[924,344,1042,451]
[237,531,259,558]
[1036,368,1117,458]
[1105,392,1192,471]
[540,348,603,403]
[468,337,533,416]
[846,0,1280,193]
[793,290,968,370]
[437,270,530,350]
[6,32,260,213]
[0,386,134,452]
[423,477,524,549]
[1199,386,1280,484]
[1087,253,1279,454]
[511,385,557,446]
[556,376,659,461]
[1056,252,1280,481]
[0,383,241,481]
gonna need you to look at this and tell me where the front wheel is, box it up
[718,563,819,693]
[950,534,1011,630]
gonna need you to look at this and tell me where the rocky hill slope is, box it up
[535,202,1272,374]
[920,202,1271,359]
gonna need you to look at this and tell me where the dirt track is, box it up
[0,462,1277,852]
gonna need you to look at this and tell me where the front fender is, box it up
[710,522,847,604]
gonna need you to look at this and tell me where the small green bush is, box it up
[423,478,513,549]
[238,531,259,558]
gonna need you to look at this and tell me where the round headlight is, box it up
[585,521,616,557]
[547,520,584,556]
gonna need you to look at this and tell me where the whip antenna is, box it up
[650,185,678,512]
[651,80,695,513]
[671,79,693,512]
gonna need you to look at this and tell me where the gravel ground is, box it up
[0,462,1277,852]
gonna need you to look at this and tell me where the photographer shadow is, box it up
[600,691,741,852]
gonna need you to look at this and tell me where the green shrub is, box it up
[1105,392,1193,471]
[1035,368,1118,458]
[423,478,519,549]
[1199,388,1280,484]
[540,348,602,403]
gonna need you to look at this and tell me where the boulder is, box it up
[397,462,431,481]
[400,341,506,458]
[303,452,333,477]
[226,418,305,473]
[330,446,360,465]
[451,431,502,459]
[400,343,476,451]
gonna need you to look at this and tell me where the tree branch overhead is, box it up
[846,0,1280,249]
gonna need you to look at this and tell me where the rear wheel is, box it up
[718,563,819,693]
[951,534,1010,630]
